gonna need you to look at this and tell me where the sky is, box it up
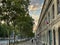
[28,0,44,32]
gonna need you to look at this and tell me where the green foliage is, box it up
[0,24,13,38]
[15,15,34,37]
[0,0,34,38]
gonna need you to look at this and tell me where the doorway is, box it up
[49,30,52,45]
[53,30,56,45]
[58,27,60,45]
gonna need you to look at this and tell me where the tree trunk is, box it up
[7,21,10,45]
[13,25,15,45]
[9,35,10,45]
[13,32,15,45]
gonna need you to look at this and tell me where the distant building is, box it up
[36,0,60,45]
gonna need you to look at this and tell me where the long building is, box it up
[36,0,60,45]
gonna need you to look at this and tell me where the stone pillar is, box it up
[54,0,57,19]
[55,27,59,45]
[51,29,54,45]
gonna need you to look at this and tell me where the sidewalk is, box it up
[11,39,36,45]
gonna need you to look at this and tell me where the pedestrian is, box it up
[31,39,33,43]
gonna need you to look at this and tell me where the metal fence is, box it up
[0,40,9,45]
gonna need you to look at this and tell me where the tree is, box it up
[0,23,14,38]
[17,15,34,38]
[0,0,34,45]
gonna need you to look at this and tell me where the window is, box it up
[50,0,52,3]
[57,0,60,14]
[49,30,52,45]
[52,5,54,19]
[48,12,50,23]
[58,27,60,45]
[45,16,48,24]
[53,30,56,45]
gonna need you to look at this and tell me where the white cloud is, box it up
[29,0,44,32]
[28,3,43,11]
[30,0,44,5]
[30,15,39,31]
[31,15,39,25]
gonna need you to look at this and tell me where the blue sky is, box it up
[29,0,44,16]
[28,0,44,31]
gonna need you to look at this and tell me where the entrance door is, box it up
[58,27,60,45]
[49,30,52,45]
[53,30,56,45]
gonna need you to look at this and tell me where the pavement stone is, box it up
[15,39,36,45]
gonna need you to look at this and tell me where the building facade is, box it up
[36,0,60,45]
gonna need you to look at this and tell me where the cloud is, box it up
[28,3,43,11]
[30,15,39,31]
[29,0,44,11]
[31,15,39,25]
[30,0,44,5]
[29,0,44,32]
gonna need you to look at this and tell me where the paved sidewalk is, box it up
[15,39,36,45]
